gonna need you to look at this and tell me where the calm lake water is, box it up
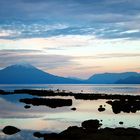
[0,84,140,140]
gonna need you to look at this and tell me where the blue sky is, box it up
[0,0,140,78]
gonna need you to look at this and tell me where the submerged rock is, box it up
[2,126,20,135]
[71,107,76,111]
[98,105,105,112]
[24,105,31,109]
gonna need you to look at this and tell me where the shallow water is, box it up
[0,84,140,140]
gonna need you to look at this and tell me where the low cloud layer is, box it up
[0,49,140,78]
[0,49,75,71]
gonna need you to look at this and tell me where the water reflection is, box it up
[0,130,43,140]
[0,86,140,140]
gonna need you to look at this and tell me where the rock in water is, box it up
[2,126,20,135]
[24,105,31,109]
[71,107,76,111]
[82,120,102,131]
[34,132,44,138]
[119,121,124,125]
[98,105,105,112]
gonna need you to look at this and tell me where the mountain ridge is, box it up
[0,64,140,84]
[0,64,82,84]
[116,75,140,84]
[87,72,140,84]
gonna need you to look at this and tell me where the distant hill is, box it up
[0,64,139,84]
[87,72,140,84]
[116,75,140,84]
[0,64,82,84]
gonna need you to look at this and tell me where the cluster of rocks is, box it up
[2,120,140,140]
[33,119,140,140]
[20,98,72,108]
[106,99,140,114]
[1,89,140,101]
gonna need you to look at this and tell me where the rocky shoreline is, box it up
[1,89,140,100]
[33,119,140,140]
[2,119,140,140]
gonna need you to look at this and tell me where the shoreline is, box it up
[35,120,140,140]
[1,89,140,100]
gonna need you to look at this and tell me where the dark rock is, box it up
[44,133,60,139]
[98,105,105,112]
[20,98,72,108]
[41,120,140,140]
[33,132,44,138]
[60,126,85,138]
[37,120,140,140]
[2,126,20,135]
[119,121,124,125]
[82,120,102,131]
[106,99,140,114]
[2,89,140,101]
[71,107,76,111]
[24,105,31,109]
[0,90,5,94]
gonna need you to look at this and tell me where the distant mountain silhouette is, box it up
[0,64,82,84]
[87,72,140,84]
[116,75,140,84]
[0,64,140,84]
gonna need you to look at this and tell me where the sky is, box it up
[0,0,140,79]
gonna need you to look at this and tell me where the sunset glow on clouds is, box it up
[0,0,140,78]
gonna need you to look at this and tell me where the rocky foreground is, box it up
[33,119,140,140]
[2,120,140,140]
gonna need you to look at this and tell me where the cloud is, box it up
[0,35,95,50]
[0,22,140,40]
[120,29,140,34]
[1,49,139,78]
[1,0,140,21]
[97,53,140,59]
[0,49,76,72]
[73,53,140,60]
[0,35,140,61]
[0,0,140,40]
[0,22,69,39]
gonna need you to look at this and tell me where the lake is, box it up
[0,84,140,140]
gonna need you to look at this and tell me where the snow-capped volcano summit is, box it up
[13,62,35,68]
